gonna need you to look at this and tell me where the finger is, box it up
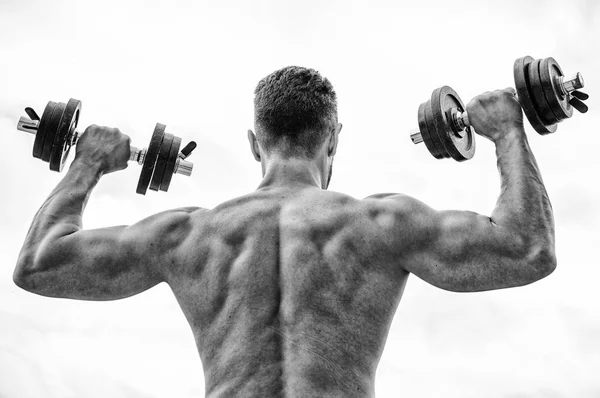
[505,87,517,96]
[83,124,98,134]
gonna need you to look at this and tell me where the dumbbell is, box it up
[17,98,196,195]
[409,56,589,161]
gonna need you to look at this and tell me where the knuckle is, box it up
[475,91,488,101]
[466,99,476,111]
[471,96,484,107]
[84,124,97,133]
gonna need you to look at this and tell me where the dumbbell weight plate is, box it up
[513,56,556,135]
[527,59,560,126]
[539,57,573,122]
[430,86,475,161]
[149,133,174,191]
[50,99,81,172]
[425,99,450,159]
[33,101,57,159]
[159,135,181,192]
[429,86,456,160]
[418,101,444,159]
[41,102,65,162]
[136,123,166,195]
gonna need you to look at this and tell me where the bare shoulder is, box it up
[357,192,442,257]
[129,206,206,231]
[125,206,208,251]
[362,192,434,224]
[363,192,422,206]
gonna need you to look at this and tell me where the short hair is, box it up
[254,66,337,158]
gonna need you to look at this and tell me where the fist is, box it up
[466,88,524,142]
[75,125,131,174]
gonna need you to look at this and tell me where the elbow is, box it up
[13,251,44,293]
[13,264,34,291]
[526,243,557,282]
[506,230,556,284]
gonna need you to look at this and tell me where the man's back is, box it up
[170,187,409,397]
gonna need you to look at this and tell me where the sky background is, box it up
[0,0,599,397]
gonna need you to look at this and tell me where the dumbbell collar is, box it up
[559,73,584,97]
[17,117,40,135]
[450,108,469,136]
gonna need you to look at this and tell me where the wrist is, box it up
[69,154,105,183]
[493,126,527,147]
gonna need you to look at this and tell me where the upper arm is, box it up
[16,206,203,300]
[365,194,555,292]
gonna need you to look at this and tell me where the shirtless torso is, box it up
[14,88,556,397]
[175,188,409,396]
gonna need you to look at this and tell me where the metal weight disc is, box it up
[136,123,166,195]
[33,101,57,159]
[539,57,573,122]
[424,97,449,159]
[41,102,66,163]
[149,133,174,191]
[417,101,443,159]
[527,59,560,125]
[50,98,81,172]
[513,56,556,135]
[159,135,181,192]
[430,86,475,161]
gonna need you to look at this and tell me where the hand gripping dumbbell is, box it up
[409,56,589,161]
[17,98,196,195]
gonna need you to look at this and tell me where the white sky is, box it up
[1,0,599,397]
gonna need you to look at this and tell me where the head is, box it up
[248,66,342,189]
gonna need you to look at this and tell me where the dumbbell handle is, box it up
[410,72,584,145]
[17,117,193,176]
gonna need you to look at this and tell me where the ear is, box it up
[328,123,343,157]
[247,129,261,162]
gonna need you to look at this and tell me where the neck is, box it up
[257,156,327,190]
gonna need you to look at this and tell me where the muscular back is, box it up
[15,170,554,397]
[167,188,409,397]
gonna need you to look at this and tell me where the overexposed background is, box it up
[1,0,598,397]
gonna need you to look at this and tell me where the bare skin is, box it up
[14,88,556,397]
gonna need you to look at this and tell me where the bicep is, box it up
[407,209,533,292]
[374,195,539,292]
[28,207,199,300]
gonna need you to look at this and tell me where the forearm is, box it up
[15,156,103,276]
[490,127,555,256]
